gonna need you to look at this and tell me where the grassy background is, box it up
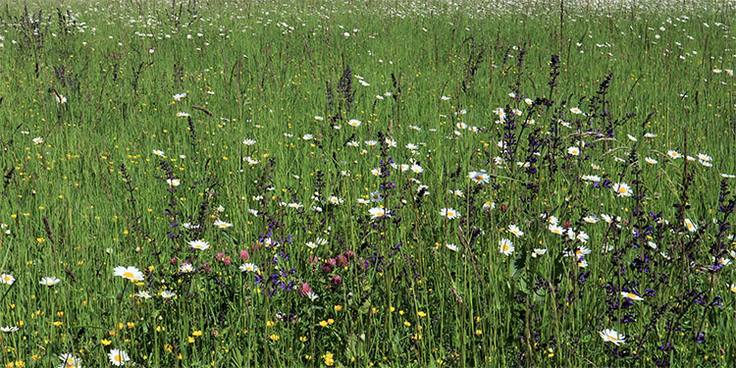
[0,0,735,366]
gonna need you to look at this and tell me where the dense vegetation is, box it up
[0,0,735,366]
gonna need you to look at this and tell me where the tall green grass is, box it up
[0,0,735,367]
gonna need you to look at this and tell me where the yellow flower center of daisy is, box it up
[114,355,122,362]
[618,187,627,194]
[123,272,134,279]
[476,175,483,180]
[503,244,509,251]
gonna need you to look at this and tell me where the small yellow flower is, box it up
[319,320,328,328]
[475,329,483,336]
[322,352,335,366]
[53,321,63,327]
[266,320,275,327]
[403,321,411,327]
[269,334,280,341]
[299,336,307,342]
[327,319,335,325]
[101,339,112,346]
[188,336,195,343]
[417,311,427,317]
[334,305,342,311]
[192,330,202,337]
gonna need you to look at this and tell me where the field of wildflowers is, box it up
[0,0,735,366]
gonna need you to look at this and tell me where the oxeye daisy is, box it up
[33,137,44,145]
[107,348,130,366]
[214,219,233,228]
[160,290,176,299]
[242,139,257,146]
[499,238,514,256]
[179,263,194,273]
[369,206,389,220]
[469,171,490,184]
[645,157,658,164]
[0,273,15,285]
[113,266,144,281]
[440,208,460,220]
[548,224,564,235]
[58,353,82,368]
[189,240,210,250]
[570,107,583,114]
[410,164,423,174]
[684,218,697,232]
[621,291,644,301]
[40,276,60,286]
[348,119,361,127]
[612,182,632,197]
[370,191,383,202]
[240,263,259,273]
[599,329,625,346]
[0,326,19,333]
[306,241,318,249]
[135,291,152,299]
[306,292,319,301]
[327,196,344,205]
[667,150,682,159]
[507,224,524,238]
[445,243,459,252]
[567,146,580,156]
[583,215,598,224]
[531,248,547,258]
[166,178,181,187]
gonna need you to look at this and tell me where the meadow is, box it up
[0,0,735,366]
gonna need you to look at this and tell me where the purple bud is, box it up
[330,275,342,287]
[336,254,348,268]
